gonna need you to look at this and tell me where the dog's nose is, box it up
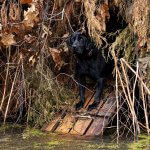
[72,45,77,49]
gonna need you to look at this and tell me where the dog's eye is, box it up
[71,36,76,42]
[78,37,83,42]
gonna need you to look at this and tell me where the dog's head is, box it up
[67,32,90,55]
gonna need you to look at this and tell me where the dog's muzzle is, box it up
[72,47,83,54]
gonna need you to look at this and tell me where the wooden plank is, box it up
[97,96,116,117]
[78,90,95,113]
[56,114,76,134]
[84,91,95,109]
[88,100,105,115]
[86,93,116,136]
[41,123,49,131]
[70,118,93,135]
[41,111,66,132]
[85,90,93,100]
[85,117,109,136]
[42,91,117,137]
[41,115,62,132]
[96,111,112,117]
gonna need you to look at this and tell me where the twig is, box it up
[39,72,94,93]
[141,82,149,135]
[132,61,139,108]
[116,68,119,142]
[4,54,22,124]
[0,48,10,111]
[121,58,150,95]
[111,49,119,140]
[65,12,74,32]
[120,60,140,136]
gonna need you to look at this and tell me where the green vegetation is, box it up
[129,134,150,150]
[0,124,150,150]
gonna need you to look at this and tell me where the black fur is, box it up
[67,32,107,111]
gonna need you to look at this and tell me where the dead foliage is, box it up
[83,0,110,46]
[0,0,149,138]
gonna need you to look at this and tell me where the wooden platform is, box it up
[42,88,117,137]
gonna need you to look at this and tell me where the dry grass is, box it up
[0,0,78,127]
[110,26,150,138]
[0,0,149,139]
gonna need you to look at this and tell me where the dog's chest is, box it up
[76,59,99,78]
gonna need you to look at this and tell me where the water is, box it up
[0,124,150,150]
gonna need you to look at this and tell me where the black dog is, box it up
[67,32,108,111]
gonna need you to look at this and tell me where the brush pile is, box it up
[0,0,149,137]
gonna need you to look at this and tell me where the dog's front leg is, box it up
[75,75,86,110]
[88,78,104,111]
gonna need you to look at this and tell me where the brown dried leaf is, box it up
[62,33,69,38]
[8,23,25,34]
[23,4,39,28]
[9,3,21,22]
[29,55,36,66]
[24,34,37,43]
[49,48,62,64]
[1,33,16,46]
[114,0,119,6]
[42,25,52,38]
[49,48,65,70]
[20,0,32,4]
[1,4,8,29]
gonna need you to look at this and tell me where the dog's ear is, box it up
[85,38,97,56]
[85,38,92,51]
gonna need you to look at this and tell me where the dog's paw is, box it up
[87,102,99,111]
[75,101,84,111]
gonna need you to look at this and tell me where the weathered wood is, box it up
[42,91,117,137]
[97,111,112,117]
[97,95,116,117]
[41,115,62,132]
[88,100,105,115]
[78,90,95,113]
[70,118,93,135]
[56,114,76,134]
[42,111,66,132]
[85,117,108,136]
[84,91,95,109]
